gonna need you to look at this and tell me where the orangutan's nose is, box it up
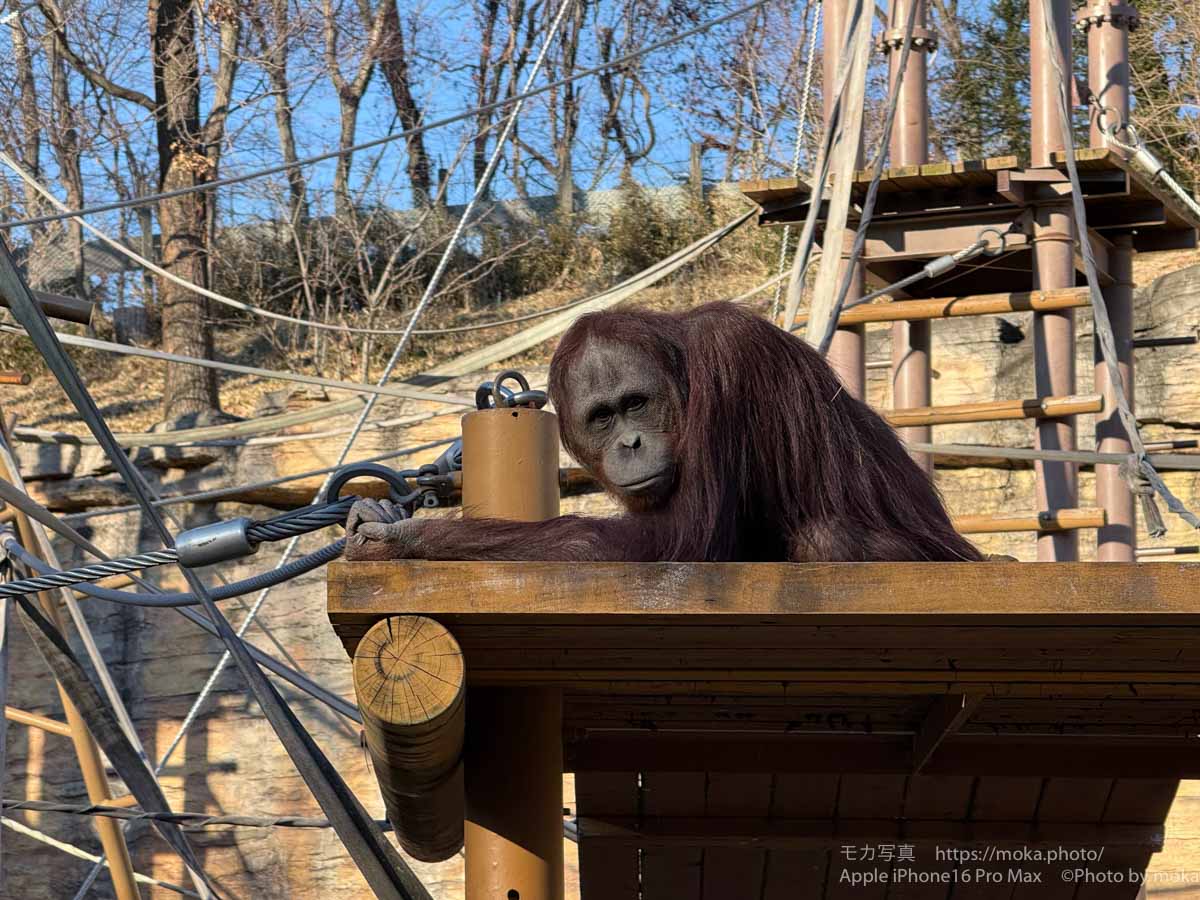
[619,431,642,451]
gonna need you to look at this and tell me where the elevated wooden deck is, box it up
[737,147,1200,299]
[329,561,1200,898]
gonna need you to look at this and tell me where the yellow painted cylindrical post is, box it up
[462,401,564,900]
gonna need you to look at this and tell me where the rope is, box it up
[0,324,473,408]
[4,799,390,832]
[1037,1,1199,535]
[0,475,360,721]
[770,0,823,322]
[905,441,1200,471]
[0,817,201,898]
[5,536,344,607]
[815,0,921,356]
[780,0,871,331]
[71,7,579,893]
[0,150,594,338]
[0,546,178,598]
[0,232,425,898]
[63,437,457,522]
[0,0,771,232]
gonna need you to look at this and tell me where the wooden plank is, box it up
[640,773,704,900]
[965,776,1043,900]
[328,561,1200,624]
[887,777,973,900]
[701,774,772,899]
[565,734,1200,779]
[577,817,1162,850]
[826,776,907,900]
[764,775,837,899]
[576,773,640,900]
[372,624,1200,652]
[1010,778,1115,899]
[917,161,960,189]
[1074,781,1180,900]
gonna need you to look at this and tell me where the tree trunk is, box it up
[378,0,432,206]
[151,0,219,421]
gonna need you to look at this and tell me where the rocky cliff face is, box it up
[3,262,1199,898]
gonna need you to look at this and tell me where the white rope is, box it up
[1,817,201,897]
[1037,0,1199,534]
[770,0,823,323]
[72,4,576,893]
[0,324,472,408]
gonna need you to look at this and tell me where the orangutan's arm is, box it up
[343,498,650,562]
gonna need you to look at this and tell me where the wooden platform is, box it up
[738,147,1200,299]
[329,561,1200,898]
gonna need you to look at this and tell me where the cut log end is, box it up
[353,615,464,729]
[353,615,467,862]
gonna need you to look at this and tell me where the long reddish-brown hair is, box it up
[550,302,980,562]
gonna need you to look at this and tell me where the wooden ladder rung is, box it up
[953,509,1107,534]
[886,394,1102,428]
[838,287,1091,325]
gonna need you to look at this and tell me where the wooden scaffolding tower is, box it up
[328,0,1200,897]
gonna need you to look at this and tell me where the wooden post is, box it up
[0,449,141,900]
[462,401,564,900]
[353,615,465,861]
[689,142,704,199]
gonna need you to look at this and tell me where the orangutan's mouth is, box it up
[616,470,672,493]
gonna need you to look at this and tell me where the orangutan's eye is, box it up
[624,394,647,413]
[589,406,613,429]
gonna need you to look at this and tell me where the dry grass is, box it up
[3,243,1195,438]
[0,264,775,436]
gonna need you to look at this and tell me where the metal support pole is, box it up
[1080,2,1139,561]
[1030,0,1079,561]
[1096,235,1136,558]
[824,0,866,399]
[884,0,935,473]
[462,403,564,900]
[0,456,142,900]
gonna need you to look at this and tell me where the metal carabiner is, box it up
[325,462,420,507]
[476,370,548,410]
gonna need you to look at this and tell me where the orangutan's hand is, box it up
[344,498,415,560]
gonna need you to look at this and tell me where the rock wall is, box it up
[2,263,1199,898]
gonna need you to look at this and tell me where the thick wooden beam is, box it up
[912,693,983,772]
[564,733,1200,778]
[574,816,1163,851]
[352,615,465,862]
[885,393,1102,428]
[953,508,1106,534]
[329,561,1200,623]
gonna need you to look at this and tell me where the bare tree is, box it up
[378,0,433,206]
[40,0,240,419]
[322,0,387,219]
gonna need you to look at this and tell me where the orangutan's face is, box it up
[558,339,678,509]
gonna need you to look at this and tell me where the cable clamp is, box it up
[177,517,258,569]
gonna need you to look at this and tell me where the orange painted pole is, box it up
[461,396,564,900]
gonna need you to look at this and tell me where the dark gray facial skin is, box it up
[560,339,678,508]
